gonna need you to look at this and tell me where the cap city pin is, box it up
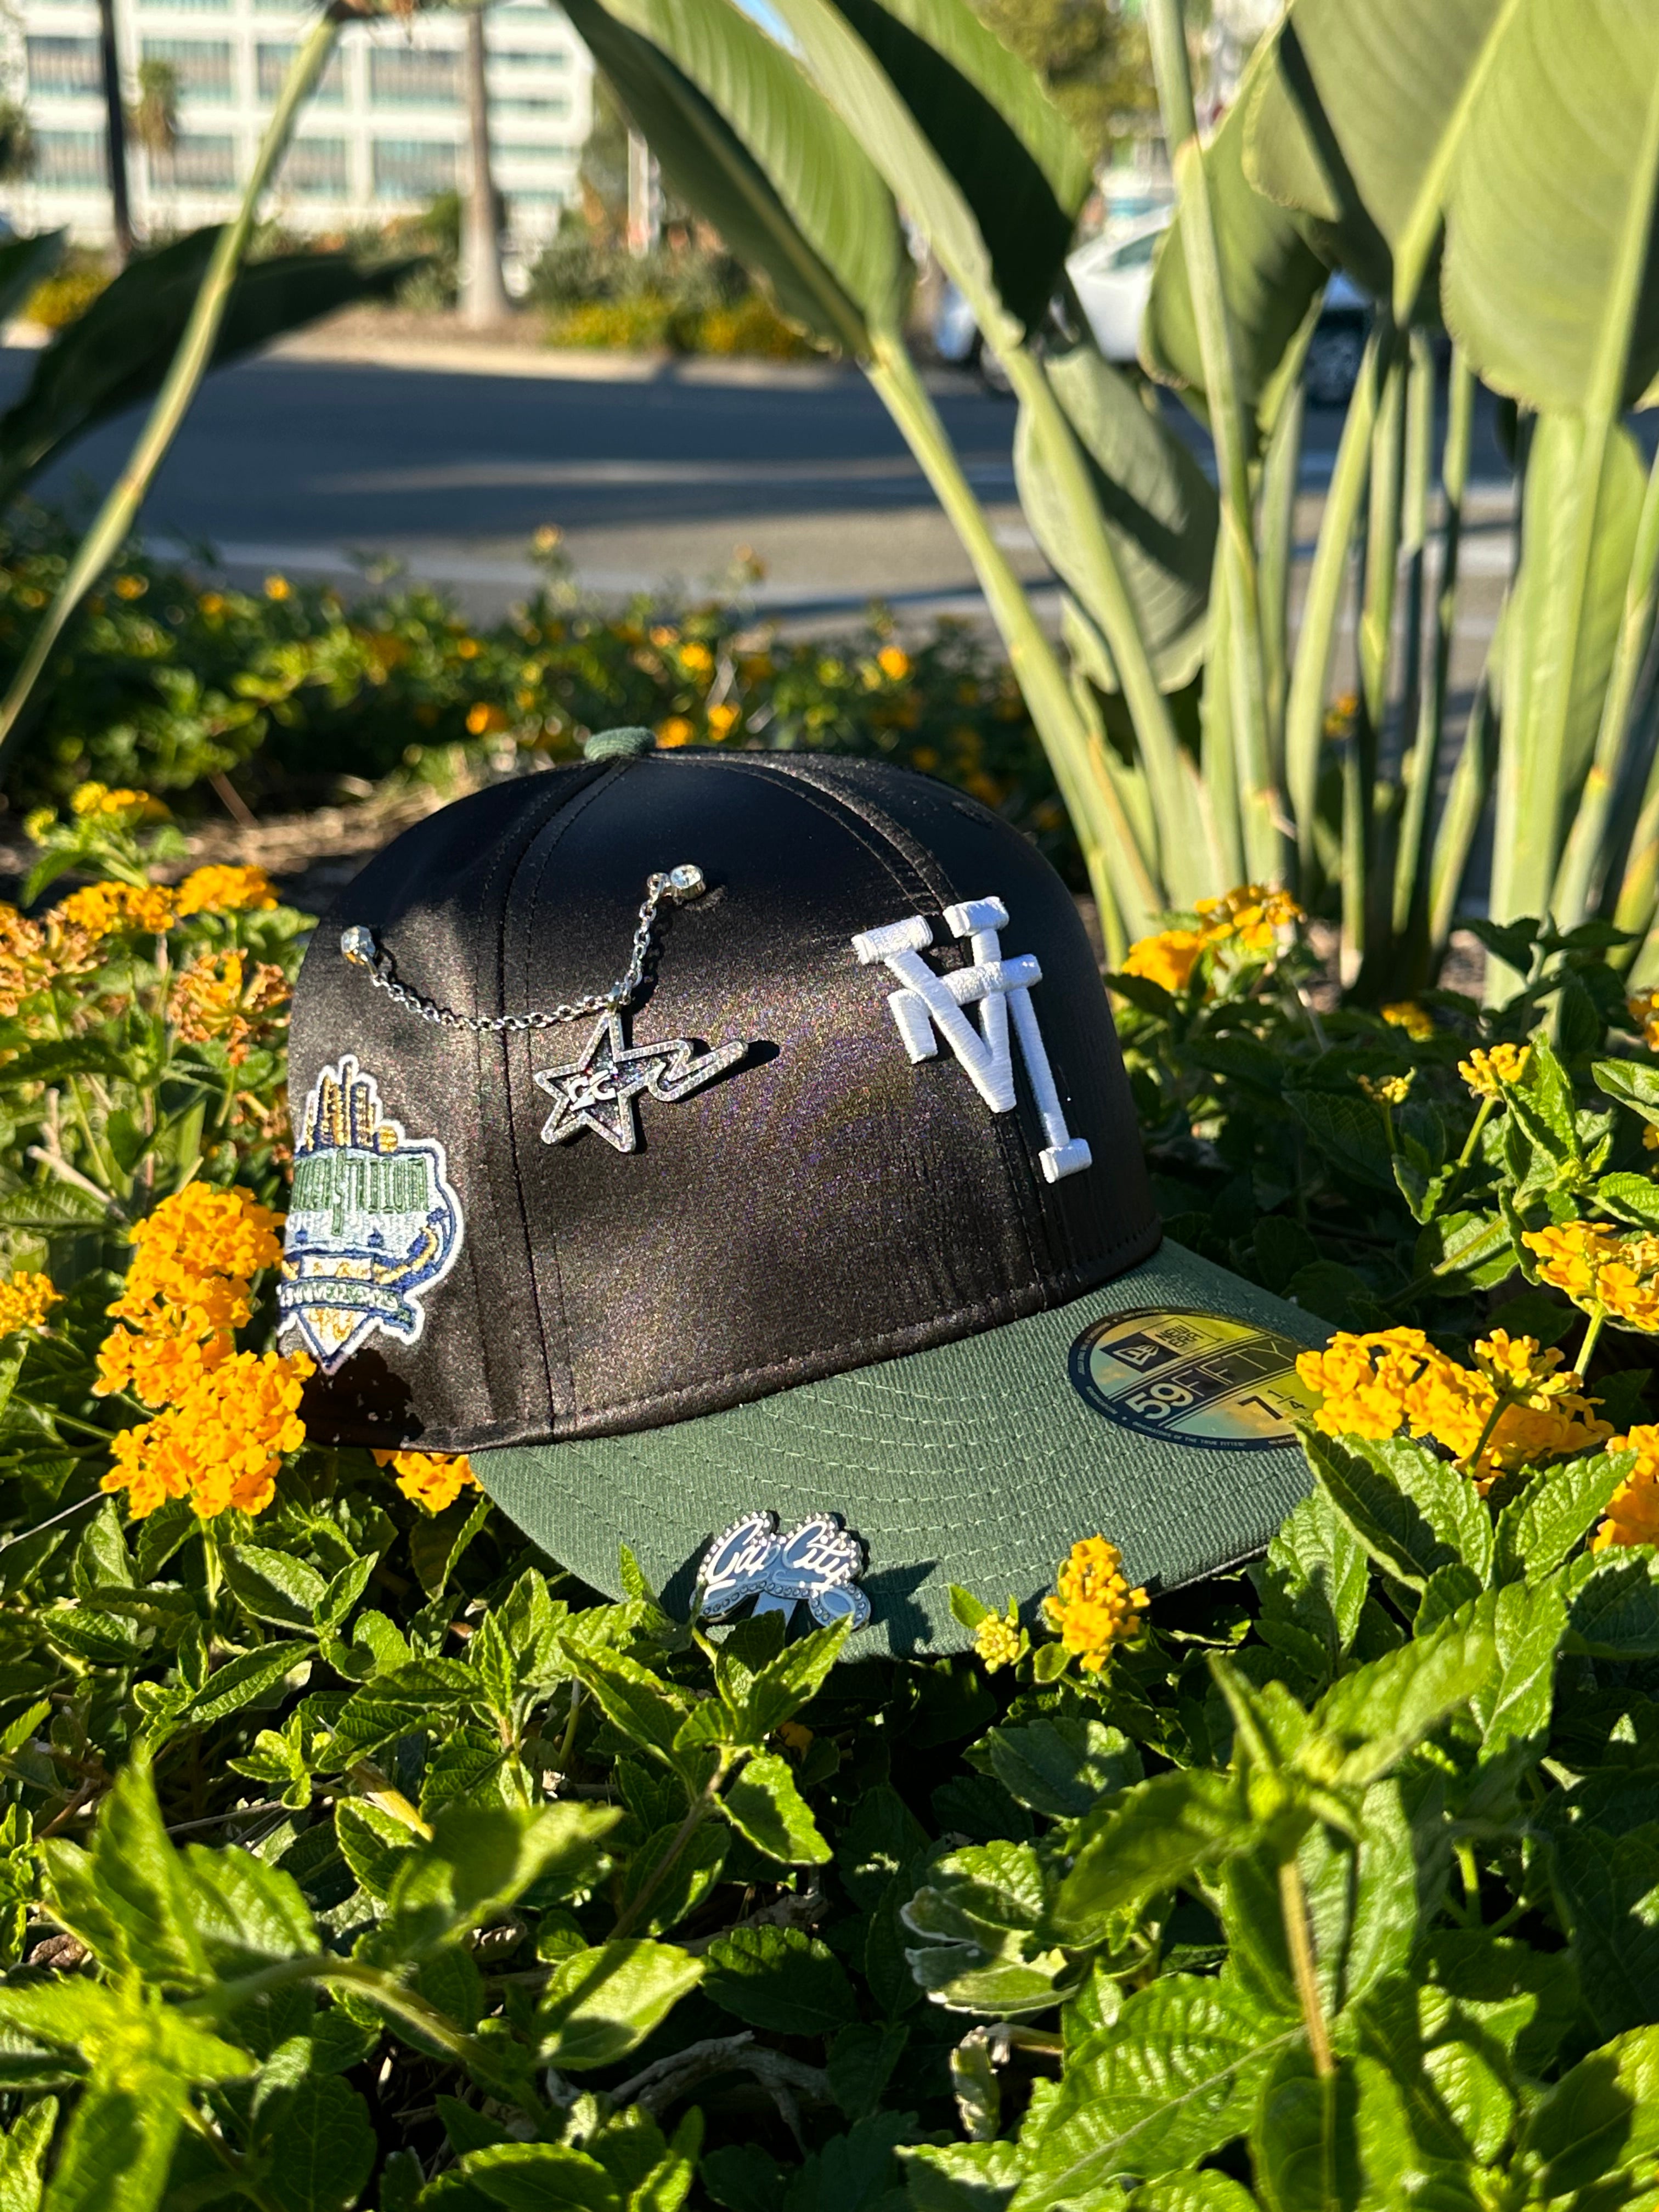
[283,732,1327,1657]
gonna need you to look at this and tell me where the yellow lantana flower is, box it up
[973,1611,1022,1673]
[54,882,177,940]
[656,717,696,748]
[173,865,279,918]
[1628,990,1659,1052]
[1458,1043,1531,1099]
[878,646,911,682]
[1593,1426,1659,1550]
[104,1348,312,1520]
[373,1448,478,1515]
[1524,1222,1659,1333]
[1041,1537,1147,1672]
[0,1273,59,1335]
[99,1184,285,1408]
[70,783,168,825]
[1359,1072,1415,1105]
[1382,1002,1434,1042]
[1121,928,1207,995]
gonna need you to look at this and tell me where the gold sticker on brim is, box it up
[1070,1308,1318,1451]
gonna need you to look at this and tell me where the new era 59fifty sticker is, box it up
[1070,1309,1317,1449]
[278,1056,463,1374]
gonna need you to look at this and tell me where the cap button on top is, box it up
[583,726,657,761]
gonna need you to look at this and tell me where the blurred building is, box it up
[1,1,593,263]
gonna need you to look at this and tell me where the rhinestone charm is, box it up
[666,864,706,900]
[340,925,378,969]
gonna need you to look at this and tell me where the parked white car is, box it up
[1066,210,1173,363]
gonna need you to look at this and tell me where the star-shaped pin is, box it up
[533,1011,747,1153]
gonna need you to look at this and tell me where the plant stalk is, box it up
[1278,1853,1334,2079]
[0,8,343,776]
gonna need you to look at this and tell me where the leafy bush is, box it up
[0,509,1068,870]
[0,799,1653,2205]
[18,260,111,336]
[531,234,815,356]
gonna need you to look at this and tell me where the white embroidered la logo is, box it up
[852,895,1092,1183]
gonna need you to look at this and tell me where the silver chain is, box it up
[338,864,707,1035]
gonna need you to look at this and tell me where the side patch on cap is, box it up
[1070,1308,1317,1450]
[278,1055,464,1375]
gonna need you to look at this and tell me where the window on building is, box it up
[136,0,230,13]
[369,48,460,106]
[256,43,345,102]
[33,131,106,188]
[280,136,348,196]
[493,97,569,115]
[488,50,572,68]
[372,138,457,199]
[496,145,572,164]
[150,132,236,189]
[26,37,103,96]
[139,38,234,100]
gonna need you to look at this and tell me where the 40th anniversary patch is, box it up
[1069,1308,1318,1450]
[278,1056,464,1374]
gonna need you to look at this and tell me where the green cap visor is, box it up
[474,1239,1328,1660]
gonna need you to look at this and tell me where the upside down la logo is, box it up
[278,1056,464,1374]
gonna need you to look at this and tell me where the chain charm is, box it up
[339,865,708,1034]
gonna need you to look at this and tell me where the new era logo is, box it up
[853,894,1092,1183]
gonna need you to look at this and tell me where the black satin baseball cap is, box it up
[281,733,1325,1656]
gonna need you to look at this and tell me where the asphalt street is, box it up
[0,338,1520,630]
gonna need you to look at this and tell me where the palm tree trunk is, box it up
[461,7,510,328]
[95,0,134,265]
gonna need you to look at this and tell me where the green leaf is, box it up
[563,0,904,354]
[181,1844,314,1978]
[970,1716,1142,1820]
[564,1648,694,1769]
[1300,1429,1488,1592]
[722,1751,831,1864]
[221,1545,329,1631]
[1145,25,1330,445]
[1284,1088,1398,1190]
[1123,2180,1259,2212]
[704,1925,857,2034]
[1012,1974,1298,2206]
[179,1643,311,1732]
[534,1940,703,2072]
[1047,1769,1251,1948]
[904,1841,1069,2017]
[1566,1549,1659,1658]
[1594,1058,1659,1127]
[701,2146,786,2212]
[1017,342,1218,695]
[334,1801,419,1904]
[460,2143,622,2212]
[1302,1604,1497,1788]
[0,2098,57,2212]
[822,0,1090,333]
[718,1621,847,1743]
[1493,1449,1634,1582]
[1252,1491,1369,1684]
[829,2021,910,2124]
[1549,1826,1659,2040]
[612,1819,728,1938]
[38,2074,184,2212]
[263,2075,377,2212]
[408,1493,490,1602]
[46,1759,205,1989]
[0,236,421,504]
[382,1802,621,1957]
[900,2142,1024,2212]
[1513,2024,1659,2196]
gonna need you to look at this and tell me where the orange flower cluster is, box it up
[1041,1537,1148,1672]
[0,1272,59,1334]
[170,951,290,1065]
[70,783,169,825]
[57,882,177,940]
[1382,1002,1435,1042]
[105,1349,311,1519]
[1523,1222,1659,1333]
[97,1183,304,1520]
[1594,1425,1659,1550]
[372,1448,479,1515]
[97,1183,284,1408]
[1120,883,1304,996]
[1296,1326,1610,1489]
[173,866,279,918]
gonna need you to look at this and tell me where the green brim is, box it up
[474,1240,1329,1660]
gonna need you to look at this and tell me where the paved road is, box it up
[0,339,1519,626]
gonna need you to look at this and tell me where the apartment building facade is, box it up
[2,1,594,265]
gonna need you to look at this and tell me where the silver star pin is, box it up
[533,1010,747,1153]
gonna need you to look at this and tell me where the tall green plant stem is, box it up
[1278,1853,1334,2078]
[1284,331,1381,896]
[867,334,1156,955]
[1392,348,1474,976]
[1148,0,1283,888]
[1552,437,1659,929]
[1344,336,1407,983]
[0,7,343,775]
